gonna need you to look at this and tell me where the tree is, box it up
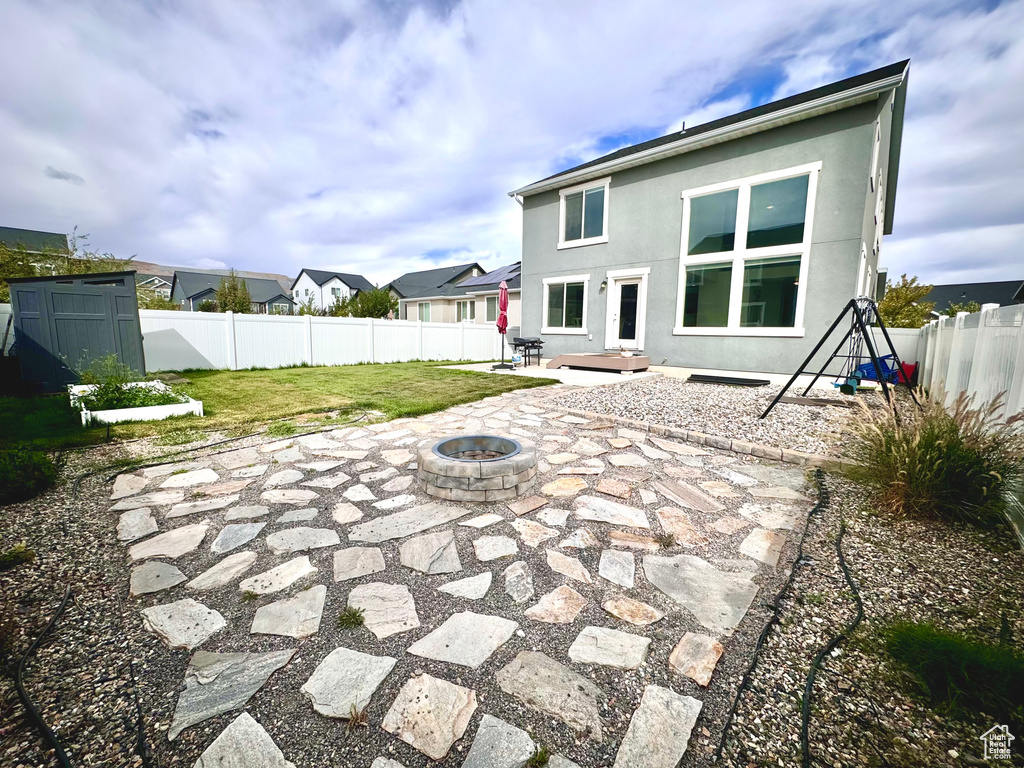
[877,274,935,328]
[943,300,981,317]
[196,299,219,312]
[216,270,252,313]
[347,287,398,318]
[296,295,319,316]
[137,285,180,310]
[327,295,351,317]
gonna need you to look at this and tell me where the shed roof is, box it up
[0,226,69,253]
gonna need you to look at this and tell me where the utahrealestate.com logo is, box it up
[980,725,1015,760]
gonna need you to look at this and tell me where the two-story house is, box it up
[290,269,376,311]
[387,262,489,321]
[510,60,909,374]
[171,269,295,314]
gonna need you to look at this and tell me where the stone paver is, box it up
[262,489,320,505]
[130,561,186,596]
[643,554,759,634]
[332,502,364,524]
[251,584,327,639]
[524,585,588,624]
[749,485,811,502]
[239,556,317,595]
[598,549,635,588]
[654,507,709,547]
[225,505,270,520]
[612,685,702,768]
[503,561,534,603]
[574,495,649,528]
[462,714,536,768]
[187,551,258,590]
[117,508,157,542]
[300,647,396,718]
[603,596,665,625]
[461,513,504,529]
[545,549,593,584]
[400,529,462,574]
[333,547,386,582]
[212,522,267,554]
[568,626,651,669]
[652,480,723,513]
[192,712,295,768]
[737,501,802,530]
[541,477,587,497]
[669,632,724,686]
[129,523,207,561]
[160,467,220,488]
[507,495,547,516]
[266,527,340,555]
[510,518,559,547]
[112,473,148,499]
[167,496,239,520]
[276,508,318,523]
[381,673,477,760]
[438,572,492,600]
[739,527,787,567]
[473,535,519,562]
[169,649,295,739]
[536,508,571,527]
[559,528,601,549]
[112,490,184,511]
[407,611,517,668]
[348,582,420,639]
[141,599,226,650]
[496,651,606,740]
[348,502,473,543]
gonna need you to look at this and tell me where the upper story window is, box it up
[331,286,341,298]
[675,162,820,337]
[558,177,610,249]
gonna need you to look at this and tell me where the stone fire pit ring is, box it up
[417,435,538,502]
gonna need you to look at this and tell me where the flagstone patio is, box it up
[109,382,813,767]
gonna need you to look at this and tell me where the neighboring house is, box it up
[290,269,376,311]
[171,270,296,314]
[924,280,1024,315]
[130,260,176,299]
[510,60,910,374]
[0,226,69,255]
[385,262,487,321]
[399,263,523,328]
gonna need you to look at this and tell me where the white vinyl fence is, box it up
[918,303,1024,418]
[139,310,503,372]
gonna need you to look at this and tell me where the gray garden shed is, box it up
[8,271,146,391]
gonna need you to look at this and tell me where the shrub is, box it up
[0,449,58,504]
[843,391,1024,527]
[74,354,188,411]
[0,542,36,571]
[883,620,1024,727]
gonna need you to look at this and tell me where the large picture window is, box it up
[558,178,610,249]
[486,296,498,322]
[675,163,819,337]
[542,275,589,334]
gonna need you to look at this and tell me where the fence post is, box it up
[965,304,998,403]
[417,321,423,360]
[303,314,313,365]
[1006,312,1024,418]
[459,322,466,361]
[367,317,375,363]
[225,311,237,370]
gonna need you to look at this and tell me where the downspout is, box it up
[508,192,524,206]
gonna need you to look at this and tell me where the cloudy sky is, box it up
[1,0,1021,287]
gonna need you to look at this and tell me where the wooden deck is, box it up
[546,352,650,373]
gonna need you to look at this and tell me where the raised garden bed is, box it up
[68,381,203,426]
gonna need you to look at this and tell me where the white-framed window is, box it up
[486,296,498,322]
[674,162,820,337]
[542,274,589,335]
[558,177,610,249]
[456,300,475,322]
[417,302,431,322]
[331,286,341,298]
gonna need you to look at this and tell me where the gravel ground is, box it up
[550,377,860,455]
[719,473,1024,767]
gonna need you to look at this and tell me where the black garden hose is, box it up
[14,585,74,768]
[799,518,864,768]
[714,469,827,762]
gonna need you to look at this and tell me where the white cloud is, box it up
[0,0,1019,287]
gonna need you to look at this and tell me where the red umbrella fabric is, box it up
[496,280,509,335]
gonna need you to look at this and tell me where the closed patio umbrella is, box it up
[492,280,514,370]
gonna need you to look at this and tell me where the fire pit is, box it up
[417,435,538,502]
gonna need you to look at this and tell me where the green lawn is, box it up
[0,362,556,451]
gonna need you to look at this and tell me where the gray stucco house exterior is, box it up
[510,60,909,374]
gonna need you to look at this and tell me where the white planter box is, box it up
[68,381,204,426]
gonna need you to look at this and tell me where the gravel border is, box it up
[718,473,1024,767]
